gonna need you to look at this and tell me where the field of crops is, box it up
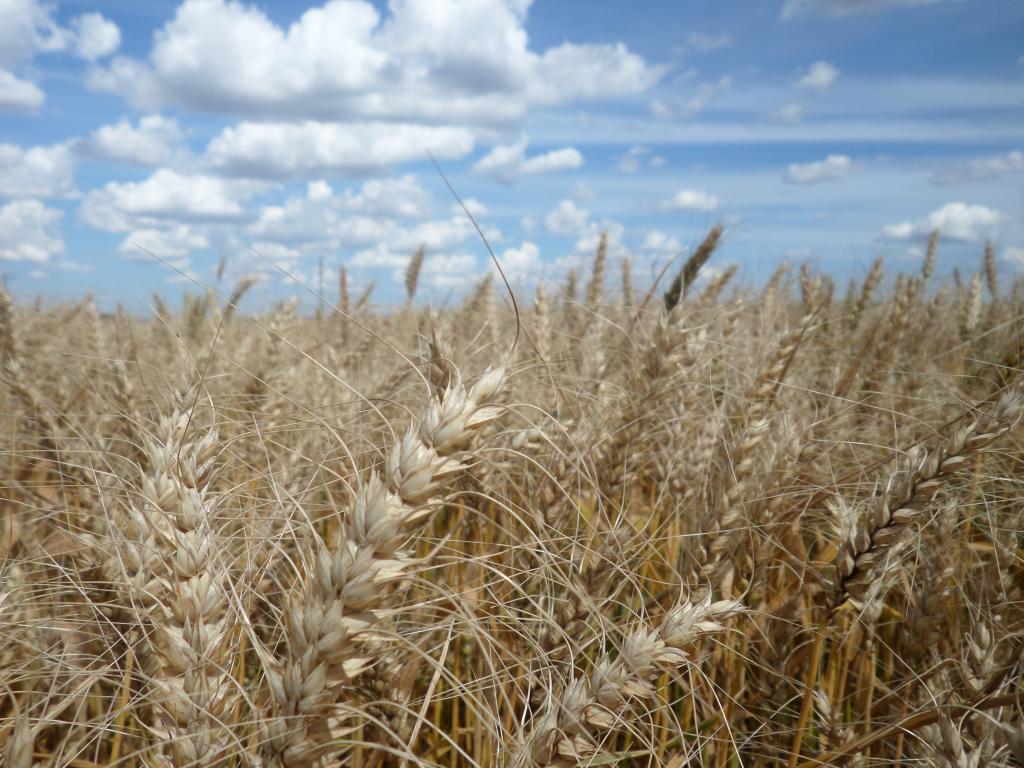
[1,228,1022,767]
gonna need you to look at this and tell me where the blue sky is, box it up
[1,0,1022,308]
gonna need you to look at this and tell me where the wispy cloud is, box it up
[784,154,854,184]
[617,145,666,173]
[680,32,734,53]
[782,0,960,19]
[650,75,732,119]
[930,150,1023,185]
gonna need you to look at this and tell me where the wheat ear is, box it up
[524,597,744,766]
[260,365,505,767]
[833,391,1023,607]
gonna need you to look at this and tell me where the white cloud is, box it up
[0,142,74,198]
[0,1,118,66]
[420,253,480,290]
[83,115,185,166]
[251,240,301,263]
[205,121,474,178]
[497,241,541,281]
[931,150,1024,185]
[642,230,682,253]
[245,174,499,290]
[82,169,259,231]
[782,0,954,18]
[249,175,432,246]
[650,75,732,119]
[307,180,332,201]
[664,189,720,212]
[529,42,667,103]
[784,154,854,184]
[0,0,67,69]
[567,221,629,266]
[0,70,44,111]
[72,12,120,61]
[544,199,590,237]
[883,202,1002,242]
[118,225,210,259]
[87,0,664,126]
[0,2,119,110]
[473,136,582,183]
[797,61,839,91]
[0,199,64,262]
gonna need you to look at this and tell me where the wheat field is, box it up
[1,227,1022,767]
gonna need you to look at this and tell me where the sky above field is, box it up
[1,0,1023,308]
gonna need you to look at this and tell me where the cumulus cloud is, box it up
[544,200,590,237]
[0,1,120,110]
[249,175,433,245]
[784,154,854,184]
[72,12,121,61]
[0,142,74,198]
[82,169,260,231]
[930,150,1024,185]
[497,241,541,281]
[0,1,117,67]
[241,174,499,293]
[0,70,44,111]
[0,199,64,262]
[473,137,582,184]
[82,115,185,166]
[641,230,683,253]
[883,202,1002,242]
[419,253,479,290]
[87,0,664,125]
[664,189,720,212]
[206,121,474,178]
[539,199,630,272]
[650,75,732,119]
[797,61,839,91]
[782,0,954,17]
[118,225,210,259]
